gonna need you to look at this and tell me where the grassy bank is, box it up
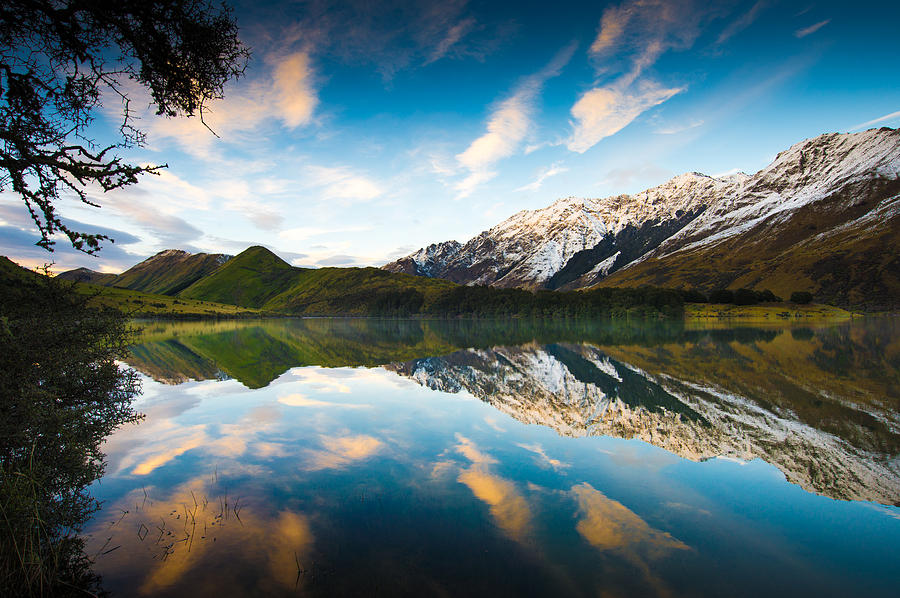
[685,302,855,322]
[74,283,266,318]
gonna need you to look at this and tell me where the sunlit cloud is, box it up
[567,83,683,153]
[426,17,477,64]
[278,392,370,408]
[131,425,208,475]
[87,479,314,595]
[303,434,384,470]
[454,435,532,541]
[454,42,576,198]
[571,482,688,557]
[589,3,632,55]
[271,52,318,128]
[516,443,569,470]
[795,19,830,38]
[568,0,722,153]
[145,50,319,157]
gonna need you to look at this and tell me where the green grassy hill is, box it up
[105,249,232,295]
[177,245,458,314]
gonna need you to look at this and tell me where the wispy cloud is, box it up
[303,165,384,201]
[716,1,767,45]
[145,50,318,156]
[849,110,900,131]
[795,19,830,38]
[568,83,682,153]
[515,162,569,192]
[567,0,719,154]
[599,163,673,191]
[654,118,704,135]
[285,0,495,79]
[426,17,477,64]
[454,42,576,197]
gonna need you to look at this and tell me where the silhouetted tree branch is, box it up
[0,0,249,253]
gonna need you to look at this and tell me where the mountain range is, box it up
[57,245,458,316]
[385,128,900,310]
[52,128,899,312]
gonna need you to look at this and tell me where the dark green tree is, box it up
[1,0,249,253]
[790,291,814,304]
[0,267,142,596]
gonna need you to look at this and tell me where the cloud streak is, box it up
[567,0,723,153]
[849,110,900,131]
[454,42,576,197]
[568,83,683,153]
[795,19,830,38]
[146,50,319,156]
[515,162,569,192]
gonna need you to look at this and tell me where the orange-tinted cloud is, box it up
[303,434,384,470]
[454,435,532,541]
[571,482,688,557]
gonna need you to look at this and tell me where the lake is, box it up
[84,317,900,597]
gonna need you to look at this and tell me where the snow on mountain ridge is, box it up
[384,128,899,290]
[386,172,740,287]
[652,128,900,257]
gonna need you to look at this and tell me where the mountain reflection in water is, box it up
[124,317,900,505]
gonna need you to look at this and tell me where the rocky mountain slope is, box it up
[58,249,232,295]
[385,128,900,309]
[387,340,900,505]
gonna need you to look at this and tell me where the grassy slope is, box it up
[108,251,230,295]
[598,185,900,311]
[55,267,118,285]
[178,245,458,314]
[73,283,263,317]
[685,303,853,321]
[177,245,303,308]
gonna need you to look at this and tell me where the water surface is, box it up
[86,317,900,597]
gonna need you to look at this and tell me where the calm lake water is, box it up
[84,317,900,597]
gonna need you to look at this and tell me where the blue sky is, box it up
[2,0,899,273]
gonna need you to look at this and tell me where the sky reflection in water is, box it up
[86,318,900,597]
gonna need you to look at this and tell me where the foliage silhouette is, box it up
[0,0,249,252]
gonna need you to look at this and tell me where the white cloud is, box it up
[270,52,319,128]
[454,42,576,198]
[567,84,683,153]
[515,162,568,192]
[146,51,318,157]
[568,0,722,154]
[794,19,830,38]
[849,110,900,131]
[303,165,383,201]
[654,118,704,135]
[278,224,372,242]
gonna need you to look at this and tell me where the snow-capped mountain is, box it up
[384,128,900,308]
[387,342,900,505]
[385,174,733,289]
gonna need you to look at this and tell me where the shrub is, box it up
[733,288,759,305]
[708,289,735,304]
[790,291,814,304]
